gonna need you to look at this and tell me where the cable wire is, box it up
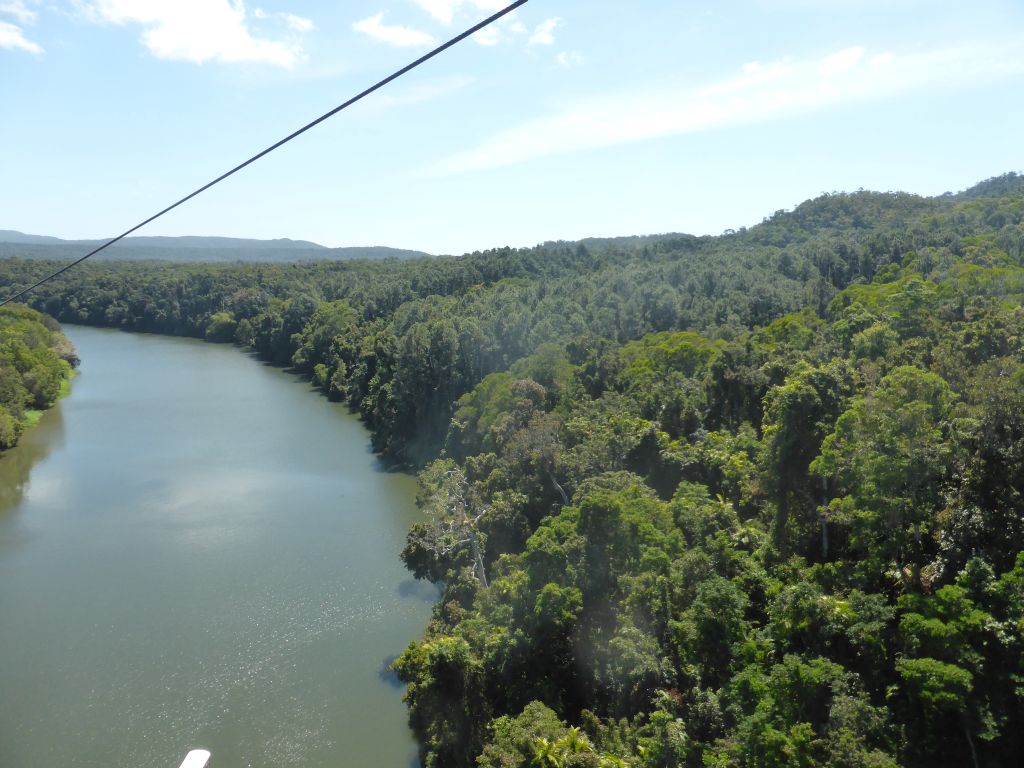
[0,0,529,307]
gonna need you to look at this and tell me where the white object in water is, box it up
[179,749,211,768]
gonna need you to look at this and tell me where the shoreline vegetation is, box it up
[2,172,1023,767]
[23,371,76,429]
[0,305,78,452]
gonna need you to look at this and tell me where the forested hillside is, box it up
[1,172,1022,767]
[0,306,77,450]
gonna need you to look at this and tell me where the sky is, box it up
[1,0,1023,255]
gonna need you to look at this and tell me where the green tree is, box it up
[811,366,957,586]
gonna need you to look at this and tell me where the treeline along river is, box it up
[0,325,433,768]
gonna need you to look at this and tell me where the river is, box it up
[0,326,434,768]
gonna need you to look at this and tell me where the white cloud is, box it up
[469,9,529,46]
[85,0,304,67]
[412,0,456,24]
[820,45,864,75]
[699,60,792,97]
[402,3,530,47]
[556,50,583,68]
[0,19,41,52]
[528,16,560,46]
[0,1,35,25]
[411,0,506,25]
[253,7,314,32]
[430,40,1024,176]
[353,12,436,47]
[283,13,313,32]
[472,25,500,46]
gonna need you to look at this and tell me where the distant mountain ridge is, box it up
[0,231,431,263]
[2,173,1019,265]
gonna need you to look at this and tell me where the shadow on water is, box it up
[245,349,411,476]
[371,454,410,474]
[0,405,65,515]
[398,579,440,603]
[379,654,406,689]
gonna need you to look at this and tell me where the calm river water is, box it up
[0,326,434,768]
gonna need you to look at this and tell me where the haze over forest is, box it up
[0,230,430,263]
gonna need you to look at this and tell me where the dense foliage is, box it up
[7,177,1012,463]
[0,305,77,450]
[2,172,1023,767]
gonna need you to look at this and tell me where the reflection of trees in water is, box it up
[0,406,65,514]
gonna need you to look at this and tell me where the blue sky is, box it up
[2,0,1023,255]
